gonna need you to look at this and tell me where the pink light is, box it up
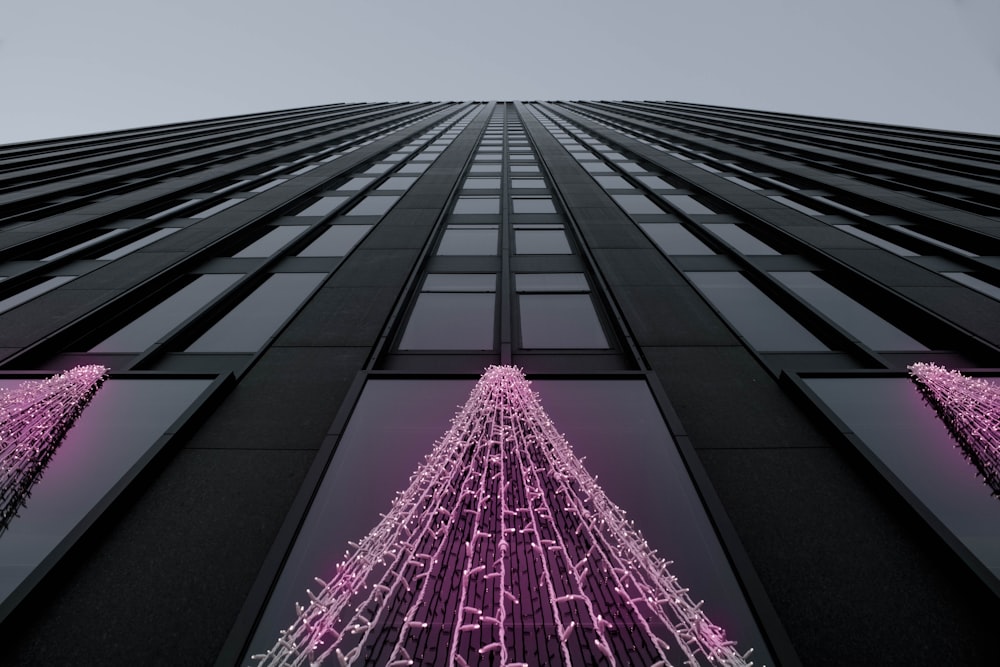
[255,366,756,666]
[909,362,1000,496]
[0,365,108,533]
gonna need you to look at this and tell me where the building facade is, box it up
[0,101,999,665]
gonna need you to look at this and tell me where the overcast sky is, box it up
[2,0,999,145]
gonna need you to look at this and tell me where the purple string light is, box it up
[909,362,1000,496]
[0,365,108,532]
[255,366,756,666]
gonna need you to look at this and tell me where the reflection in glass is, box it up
[0,365,107,535]
[234,226,310,258]
[298,226,372,258]
[519,294,608,348]
[640,223,714,255]
[0,276,75,316]
[186,273,327,353]
[91,274,243,353]
[398,293,495,350]
[249,369,761,666]
[97,228,179,261]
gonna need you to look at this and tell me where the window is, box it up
[297,226,372,257]
[834,225,917,257]
[377,176,418,191]
[453,197,499,214]
[186,273,327,353]
[42,229,128,262]
[771,272,926,351]
[943,273,1000,301]
[337,177,376,191]
[516,273,608,349]
[510,179,547,189]
[662,195,716,215]
[297,197,348,217]
[97,228,180,261]
[437,226,498,256]
[511,197,556,214]
[192,198,243,219]
[399,274,496,350]
[233,226,310,258]
[593,175,631,189]
[703,224,779,255]
[769,195,822,216]
[515,228,571,254]
[397,162,429,174]
[463,178,500,190]
[345,196,399,217]
[640,223,714,255]
[687,272,829,352]
[91,274,243,353]
[0,276,75,315]
[612,194,663,215]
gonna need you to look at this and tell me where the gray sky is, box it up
[2,0,999,145]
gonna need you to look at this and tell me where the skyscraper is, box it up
[0,101,998,665]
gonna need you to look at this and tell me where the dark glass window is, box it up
[703,224,778,255]
[515,272,607,349]
[97,228,180,261]
[186,273,327,353]
[337,177,376,191]
[91,274,243,353]
[640,223,714,255]
[943,272,1000,301]
[515,229,571,254]
[463,177,500,190]
[42,229,128,262]
[0,276,74,315]
[613,194,663,215]
[192,198,243,219]
[396,162,429,174]
[510,179,547,189]
[834,225,917,257]
[771,272,927,351]
[469,164,501,174]
[345,196,399,217]
[635,175,677,190]
[509,165,540,173]
[234,226,310,258]
[453,197,500,214]
[297,196,348,217]
[438,226,498,256]
[662,195,716,215]
[298,225,372,257]
[511,198,556,214]
[399,274,496,350]
[687,271,829,352]
[593,175,631,189]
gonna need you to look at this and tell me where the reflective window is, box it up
[662,195,716,215]
[834,225,917,257]
[943,273,1000,301]
[337,177,376,191]
[187,273,327,353]
[889,225,977,258]
[363,164,393,175]
[512,198,556,214]
[769,195,822,216]
[399,274,497,350]
[640,223,714,255]
[612,194,663,215]
[345,196,399,217]
[687,272,829,351]
[397,162,429,174]
[193,198,243,219]
[42,229,129,262]
[510,179,546,189]
[636,175,677,190]
[377,176,418,191]
[581,162,614,174]
[250,178,288,193]
[724,175,763,190]
[515,229,571,254]
[516,273,589,292]
[297,196,347,217]
[510,165,540,173]
[97,228,180,261]
[463,178,500,190]
[454,197,500,214]
[703,224,779,255]
[469,164,501,174]
[234,226,310,258]
[771,272,926,351]
[592,175,631,189]
[438,226,498,256]
[298,225,372,257]
[91,274,243,353]
[0,276,75,315]
[519,294,608,348]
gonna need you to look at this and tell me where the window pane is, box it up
[0,276,75,315]
[943,272,1000,301]
[834,225,917,257]
[612,194,663,215]
[298,197,348,217]
[337,177,376,191]
[771,272,927,351]
[469,164,501,174]
[297,225,372,257]
[192,199,243,219]
[91,274,243,353]
[516,273,588,292]
[510,179,547,189]
[592,175,631,189]
[377,176,418,191]
[640,223,714,255]
[97,228,180,260]
[453,197,499,214]
[345,196,399,217]
[662,195,716,215]
[438,228,498,255]
[703,224,778,255]
[187,273,327,353]
[512,198,556,214]
[463,178,500,190]
[234,226,310,258]
[515,229,571,254]
[397,162,429,174]
[519,294,608,348]
[399,292,495,350]
[635,175,676,190]
[687,272,829,352]
[423,274,496,292]
[510,165,539,173]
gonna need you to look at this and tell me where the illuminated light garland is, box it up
[254,365,755,666]
[908,362,1000,496]
[0,365,108,534]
